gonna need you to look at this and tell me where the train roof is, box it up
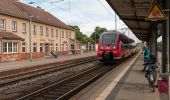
[102,30,134,43]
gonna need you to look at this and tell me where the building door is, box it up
[44,44,49,55]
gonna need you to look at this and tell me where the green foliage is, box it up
[157,41,162,52]
[69,25,94,44]
[90,26,107,43]
[69,25,107,44]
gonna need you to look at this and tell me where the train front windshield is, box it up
[101,34,118,45]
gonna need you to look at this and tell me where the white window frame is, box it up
[22,23,26,33]
[62,31,64,38]
[33,43,37,52]
[40,43,43,52]
[13,43,18,53]
[12,21,17,31]
[51,29,54,37]
[3,42,18,53]
[50,43,54,52]
[22,42,26,53]
[33,25,37,34]
[56,30,58,37]
[46,27,49,36]
[56,43,58,51]
[40,26,43,35]
[0,19,5,30]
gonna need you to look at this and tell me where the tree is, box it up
[90,26,107,44]
[157,41,162,52]
[69,25,93,44]
[69,25,84,41]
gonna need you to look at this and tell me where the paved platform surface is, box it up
[106,54,160,100]
[0,52,96,77]
[70,52,162,100]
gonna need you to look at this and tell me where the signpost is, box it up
[145,1,167,21]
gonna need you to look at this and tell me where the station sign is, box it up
[145,1,167,21]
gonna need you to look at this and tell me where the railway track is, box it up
[0,56,97,87]
[16,54,134,100]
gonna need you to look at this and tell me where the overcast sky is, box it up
[21,0,140,42]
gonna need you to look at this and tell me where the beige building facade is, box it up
[0,0,79,62]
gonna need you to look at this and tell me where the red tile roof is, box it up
[0,31,22,40]
[0,0,73,31]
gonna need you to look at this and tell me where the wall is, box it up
[0,14,76,61]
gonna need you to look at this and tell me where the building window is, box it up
[66,44,68,50]
[62,31,64,38]
[13,43,17,52]
[40,26,43,35]
[3,42,18,53]
[66,31,68,38]
[69,32,71,38]
[46,27,49,36]
[33,25,37,34]
[71,45,74,50]
[8,43,12,52]
[56,43,58,51]
[62,44,64,51]
[12,21,17,31]
[50,43,54,52]
[22,23,26,33]
[33,43,37,52]
[22,42,26,52]
[3,43,7,53]
[56,30,58,37]
[0,19,5,30]
[51,29,54,37]
[40,43,43,52]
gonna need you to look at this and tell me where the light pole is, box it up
[94,33,97,52]
[60,31,61,55]
[74,34,76,55]
[29,16,33,61]
[115,13,117,30]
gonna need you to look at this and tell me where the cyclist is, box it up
[144,53,158,92]
[145,53,157,78]
[142,45,150,71]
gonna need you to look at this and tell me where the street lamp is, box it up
[29,16,33,61]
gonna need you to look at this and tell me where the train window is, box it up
[101,34,117,45]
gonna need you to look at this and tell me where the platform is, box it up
[70,52,163,100]
[0,52,96,78]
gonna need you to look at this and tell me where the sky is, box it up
[21,0,140,42]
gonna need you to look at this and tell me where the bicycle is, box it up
[145,63,158,92]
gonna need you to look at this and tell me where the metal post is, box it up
[74,34,76,55]
[29,16,33,61]
[115,13,117,30]
[95,33,96,51]
[60,31,61,55]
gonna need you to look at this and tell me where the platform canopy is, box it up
[107,0,154,41]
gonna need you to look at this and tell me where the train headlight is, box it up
[101,46,103,50]
[113,46,116,49]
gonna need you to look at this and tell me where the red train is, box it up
[97,31,137,62]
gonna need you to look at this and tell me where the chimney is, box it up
[37,6,41,9]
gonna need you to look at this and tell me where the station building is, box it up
[0,0,80,62]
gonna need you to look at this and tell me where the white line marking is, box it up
[95,53,141,100]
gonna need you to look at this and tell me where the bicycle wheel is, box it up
[149,74,155,92]
[150,81,155,92]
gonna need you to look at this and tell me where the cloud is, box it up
[21,0,139,41]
